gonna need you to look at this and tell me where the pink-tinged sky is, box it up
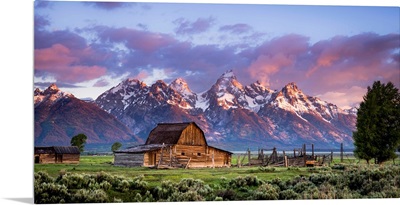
[34,0,400,109]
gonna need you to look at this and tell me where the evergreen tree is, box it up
[71,133,88,153]
[353,81,400,164]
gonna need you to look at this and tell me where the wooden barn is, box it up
[114,122,232,168]
[34,146,80,164]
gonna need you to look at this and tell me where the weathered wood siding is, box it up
[177,123,206,146]
[35,154,56,164]
[62,154,80,164]
[114,153,144,167]
[143,151,159,167]
[152,145,231,168]
[34,154,80,164]
[207,147,231,167]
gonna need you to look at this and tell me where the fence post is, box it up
[261,149,264,165]
[283,151,286,166]
[340,143,344,163]
[247,148,251,166]
[237,154,241,168]
[312,144,314,159]
[169,146,172,167]
[331,150,333,163]
[303,144,307,166]
[285,156,288,167]
[212,151,215,169]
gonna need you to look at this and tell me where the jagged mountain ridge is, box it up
[34,84,143,146]
[95,70,357,150]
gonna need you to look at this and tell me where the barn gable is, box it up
[145,122,207,146]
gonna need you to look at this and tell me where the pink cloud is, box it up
[307,33,400,77]
[95,26,176,53]
[248,53,294,86]
[34,44,107,83]
[246,34,309,86]
[317,86,367,109]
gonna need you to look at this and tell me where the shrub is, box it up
[154,180,176,200]
[70,189,108,203]
[309,173,334,186]
[228,175,262,188]
[332,164,346,170]
[317,182,337,199]
[293,180,315,194]
[57,173,96,190]
[251,183,279,200]
[168,190,203,201]
[279,189,300,200]
[34,171,54,184]
[34,182,69,204]
[216,189,236,201]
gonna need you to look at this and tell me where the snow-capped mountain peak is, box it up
[34,84,74,106]
[169,78,193,96]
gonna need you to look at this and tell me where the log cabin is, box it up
[114,122,232,168]
[34,146,80,164]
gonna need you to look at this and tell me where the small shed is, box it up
[114,122,232,168]
[34,146,80,164]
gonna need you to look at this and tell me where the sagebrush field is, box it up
[34,155,400,203]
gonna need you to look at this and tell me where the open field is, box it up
[34,154,400,187]
[35,155,310,187]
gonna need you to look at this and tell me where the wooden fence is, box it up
[236,143,344,167]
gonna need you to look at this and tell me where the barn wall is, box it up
[177,124,206,146]
[143,151,159,167]
[207,147,231,167]
[35,154,56,164]
[114,153,144,167]
[62,154,80,164]
[154,145,231,168]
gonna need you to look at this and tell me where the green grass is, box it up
[34,155,400,188]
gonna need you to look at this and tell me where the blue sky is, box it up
[33,0,400,109]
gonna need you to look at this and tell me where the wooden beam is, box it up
[312,144,314,159]
[340,143,344,163]
[247,148,251,166]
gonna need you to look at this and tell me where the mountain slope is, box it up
[34,84,142,146]
[94,70,357,150]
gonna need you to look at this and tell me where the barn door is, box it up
[149,152,157,165]
[56,154,63,163]
[35,156,40,164]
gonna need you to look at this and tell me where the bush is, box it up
[70,189,108,203]
[34,171,54,184]
[216,189,236,200]
[228,175,262,188]
[279,189,300,200]
[251,183,279,200]
[34,182,69,204]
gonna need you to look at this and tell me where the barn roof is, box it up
[145,122,204,145]
[34,146,80,154]
[114,144,165,154]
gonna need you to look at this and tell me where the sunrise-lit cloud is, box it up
[33,2,400,108]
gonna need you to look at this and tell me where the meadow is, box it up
[34,154,400,203]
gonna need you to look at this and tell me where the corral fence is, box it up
[234,143,351,167]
